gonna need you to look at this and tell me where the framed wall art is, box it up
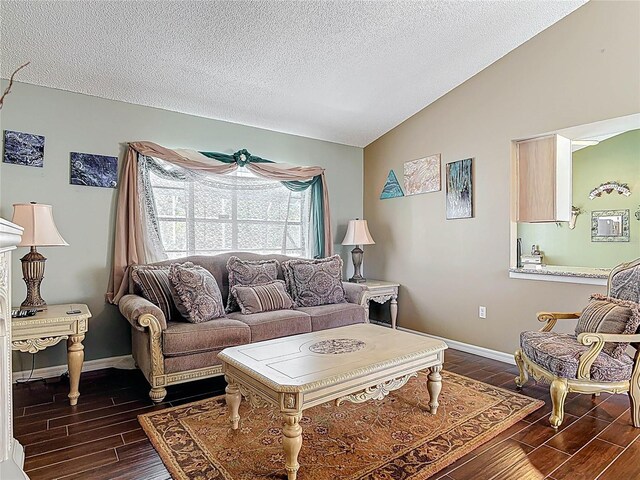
[403,154,440,196]
[446,158,473,219]
[3,130,45,167]
[70,152,118,188]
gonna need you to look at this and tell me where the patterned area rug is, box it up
[139,371,543,480]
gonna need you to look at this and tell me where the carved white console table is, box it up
[0,218,28,479]
[360,280,400,329]
[12,304,91,405]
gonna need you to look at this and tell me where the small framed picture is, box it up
[446,158,473,219]
[3,130,45,167]
[70,152,118,188]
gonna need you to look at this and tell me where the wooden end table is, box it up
[219,323,447,480]
[360,280,400,328]
[11,304,91,405]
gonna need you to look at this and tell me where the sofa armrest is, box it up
[343,282,367,304]
[119,294,167,331]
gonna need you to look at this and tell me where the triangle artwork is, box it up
[380,169,404,199]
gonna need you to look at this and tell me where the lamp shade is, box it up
[341,219,375,246]
[12,203,68,247]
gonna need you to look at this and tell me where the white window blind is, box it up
[139,156,311,260]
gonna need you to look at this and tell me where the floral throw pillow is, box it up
[168,263,225,323]
[282,255,346,308]
[226,256,280,313]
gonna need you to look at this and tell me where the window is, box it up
[140,157,311,259]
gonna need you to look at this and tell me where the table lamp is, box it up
[12,203,68,308]
[341,219,375,283]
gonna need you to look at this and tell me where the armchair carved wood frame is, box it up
[514,258,640,429]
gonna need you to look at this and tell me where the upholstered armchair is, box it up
[514,258,640,428]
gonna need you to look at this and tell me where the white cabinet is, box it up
[516,134,572,222]
[0,218,28,479]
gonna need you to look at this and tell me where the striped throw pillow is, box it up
[576,294,640,359]
[231,280,294,315]
[130,265,177,321]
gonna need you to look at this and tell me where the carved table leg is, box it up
[67,334,85,406]
[282,412,302,480]
[390,295,398,329]
[225,376,241,430]
[427,365,443,414]
[549,378,568,429]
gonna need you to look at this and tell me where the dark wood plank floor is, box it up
[12,349,639,480]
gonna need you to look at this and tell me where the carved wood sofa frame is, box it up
[514,258,640,429]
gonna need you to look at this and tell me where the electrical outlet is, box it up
[479,306,487,319]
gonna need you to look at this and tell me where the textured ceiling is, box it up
[1,1,586,147]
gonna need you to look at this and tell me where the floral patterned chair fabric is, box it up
[515,258,640,429]
[520,331,634,382]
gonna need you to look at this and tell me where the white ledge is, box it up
[509,265,609,286]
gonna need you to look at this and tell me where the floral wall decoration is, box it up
[589,181,631,199]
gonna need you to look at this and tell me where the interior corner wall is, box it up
[363,1,640,354]
[0,84,363,371]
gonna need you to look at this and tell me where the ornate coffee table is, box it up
[218,323,447,480]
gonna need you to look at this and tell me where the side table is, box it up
[11,304,91,405]
[360,280,400,329]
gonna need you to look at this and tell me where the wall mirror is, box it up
[591,209,629,242]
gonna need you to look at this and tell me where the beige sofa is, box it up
[118,252,368,402]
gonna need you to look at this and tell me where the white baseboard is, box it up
[12,354,136,383]
[397,327,516,365]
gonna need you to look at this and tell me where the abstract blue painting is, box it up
[446,158,473,219]
[70,152,118,188]
[3,130,45,167]
[380,170,404,199]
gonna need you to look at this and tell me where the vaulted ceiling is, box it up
[1,1,586,147]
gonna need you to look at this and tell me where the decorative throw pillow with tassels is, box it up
[226,256,280,313]
[575,293,640,359]
[282,255,347,308]
[168,262,225,323]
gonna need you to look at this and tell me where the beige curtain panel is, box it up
[106,141,333,304]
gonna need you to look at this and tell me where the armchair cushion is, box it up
[520,331,633,382]
[575,294,640,359]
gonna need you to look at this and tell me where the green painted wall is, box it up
[519,129,640,268]
[1,81,363,372]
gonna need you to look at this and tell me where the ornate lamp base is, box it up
[20,246,47,309]
[348,246,367,283]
